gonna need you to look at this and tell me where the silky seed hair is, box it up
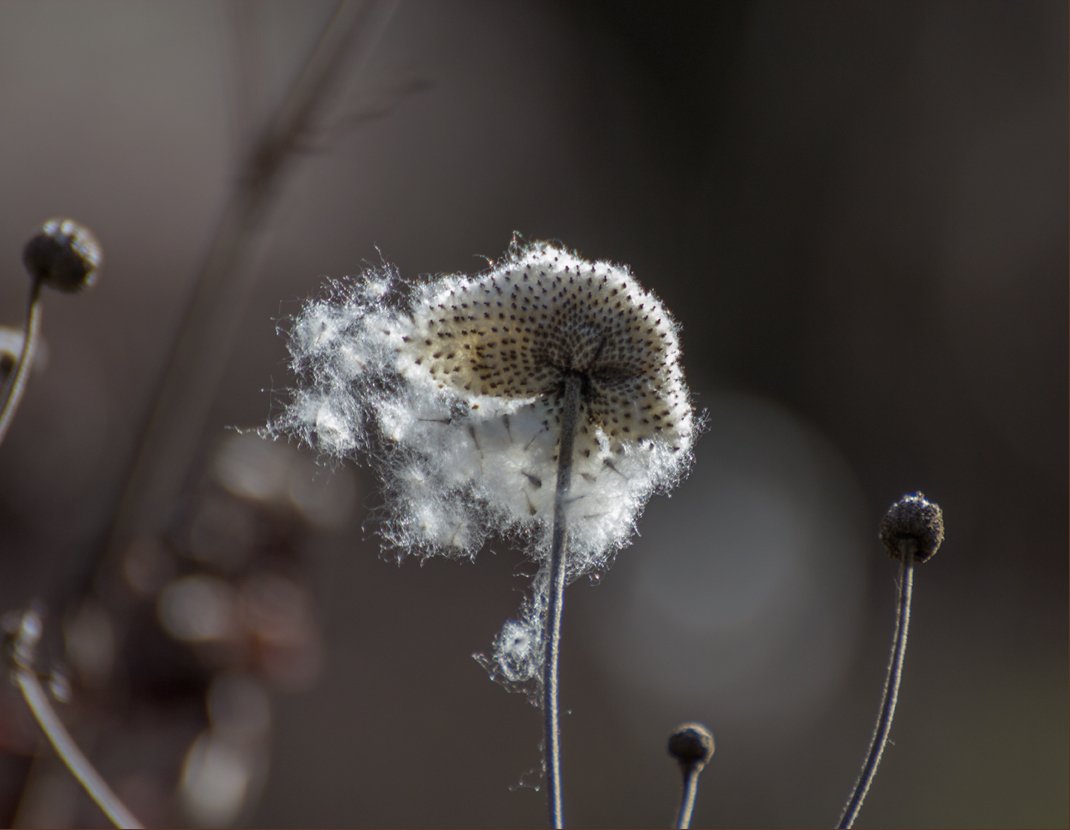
[269,238,696,687]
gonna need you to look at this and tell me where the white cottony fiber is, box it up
[267,238,695,693]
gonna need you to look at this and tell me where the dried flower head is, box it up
[668,722,715,772]
[878,491,944,563]
[22,218,102,293]
[269,237,695,686]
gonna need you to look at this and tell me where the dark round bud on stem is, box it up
[668,722,715,772]
[22,218,102,293]
[879,491,943,564]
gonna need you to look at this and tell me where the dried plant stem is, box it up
[10,612,142,829]
[544,373,583,830]
[675,765,701,829]
[0,278,42,447]
[838,540,916,829]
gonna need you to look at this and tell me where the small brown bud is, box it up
[668,722,715,771]
[22,218,102,293]
[878,491,944,563]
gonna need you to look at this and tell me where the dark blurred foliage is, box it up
[0,1,1065,827]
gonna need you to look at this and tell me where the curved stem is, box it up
[675,765,701,829]
[544,373,583,830]
[838,540,915,829]
[10,612,143,829]
[0,277,43,446]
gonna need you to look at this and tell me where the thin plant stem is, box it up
[0,277,42,447]
[10,612,142,829]
[838,539,916,829]
[544,372,584,830]
[674,765,701,829]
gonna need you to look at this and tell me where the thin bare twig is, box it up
[103,0,400,558]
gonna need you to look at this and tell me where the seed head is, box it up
[668,722,715,771]
[269,237,696,687]
[22,218,102,293]
[397,248,690,456]
[878,491,943,563]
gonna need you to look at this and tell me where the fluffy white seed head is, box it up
[268,239,696,690]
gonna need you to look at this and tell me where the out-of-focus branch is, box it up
[103,0,399,561]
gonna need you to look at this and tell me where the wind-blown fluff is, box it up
[269,238,695,687]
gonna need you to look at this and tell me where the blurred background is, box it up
[0,1,1065,827]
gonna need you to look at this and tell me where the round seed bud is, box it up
[668,722,715,771]
[879,491,944,563]
[22,218,102,292]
